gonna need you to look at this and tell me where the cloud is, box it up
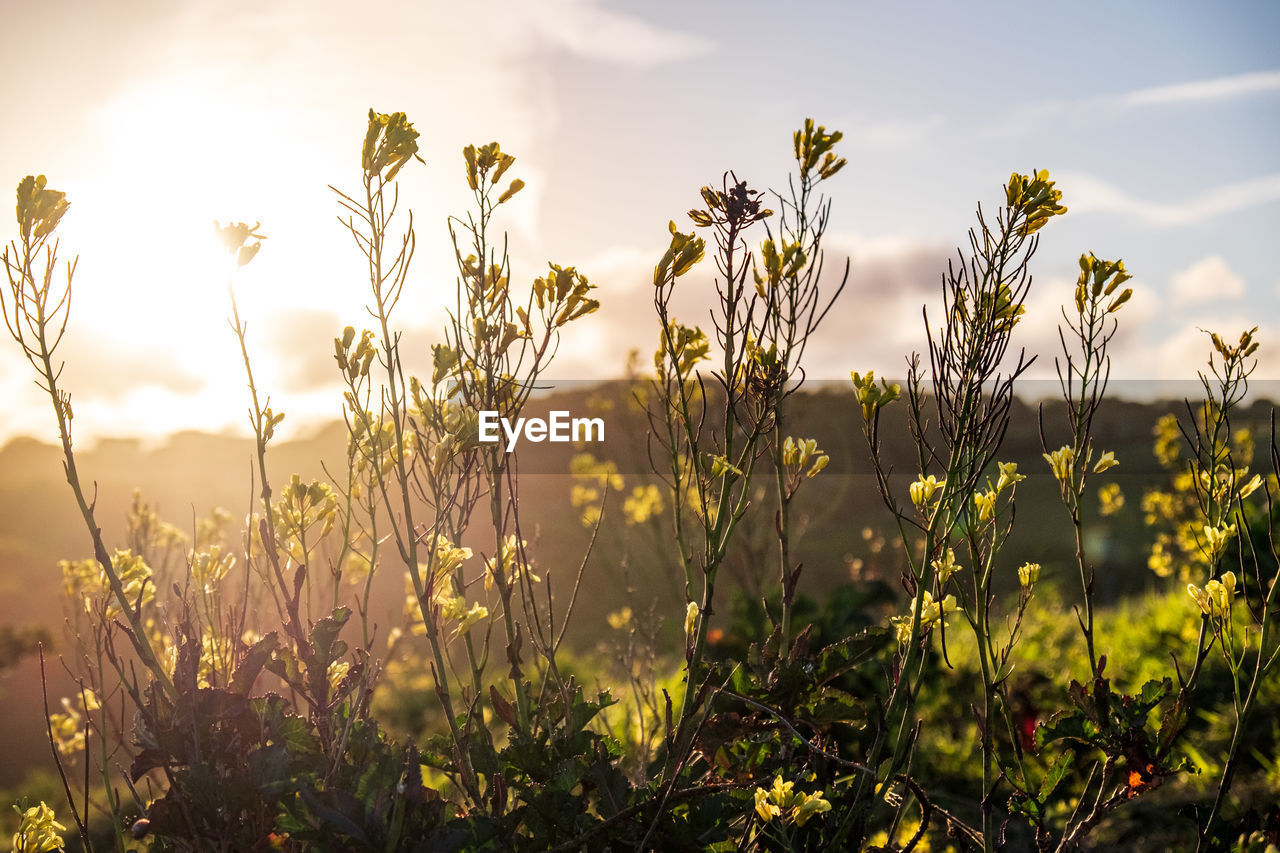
[1058,171,1280,226]
[1118,69,1280,107]
[523,0,712,67]
[260,306,349,392]
[839,114,948,150]
[986,68,1280,141]
[1170,256,1245,306]
[57,336,207,402]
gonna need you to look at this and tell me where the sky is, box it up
[0,0,1278,445]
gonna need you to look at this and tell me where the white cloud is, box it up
[986,68,1280,140]
[839,114,948,150]
[522,0,713,67]
[1170,256,1245,306]
[1058,171,1280,226]
[1118,69,1280,107]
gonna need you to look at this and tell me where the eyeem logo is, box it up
[478,410,604,451]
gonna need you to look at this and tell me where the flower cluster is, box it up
[909,474,946,508]
[851,370,901,422]
[1005,169,1067,235]
[11,802,65,853]
[654,220,705,285]
[753,775,832,827]
[890,590,958,645]
[1188,571,1236,620]
[781,436,830,480]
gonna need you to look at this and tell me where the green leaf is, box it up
[231,631,278,695]
[1037,749,1073,804]
[1036,709,1101,750]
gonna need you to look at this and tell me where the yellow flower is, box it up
[1239,473,1263,500]
[1098,482,1125,516]
[327,660,351,695]
[1093,450,1119,474]
[363,109,423,180]
[11,801,66,853]
[48,697,84,756]
[1043,446,1075,482]
[1202,523,1237,560]
[15,175,69,242]
[889,591,957,644]
[973,490,997,523]
[1018,562,1041,588]
[684,601,699,639]
[751,775,831,827]
[782,436,829,479]
[1148,541,1174,578]
[623,485,663,525]
[1005,169,1067,235]
[932,548,960,582]
[909,474,945,508]
[754,787,782,822]
[792,790,832,826]
[654,220,706,285]
[851,370,901,422]
[1188,571,1236,619]
[607,607,633,631]
[484,536,537,591]
[996,461,1026,492]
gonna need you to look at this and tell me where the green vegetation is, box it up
[3,110,1278,852]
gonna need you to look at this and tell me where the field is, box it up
[0,105,1278,853]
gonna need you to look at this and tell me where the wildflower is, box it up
[792,790,832,826]
[327,660,351,695]
[496,177,524,204]
[607,607,633,631]
[909,474,945,508]
[782,436,829,479]
[345,551,373,586]
[973,489,997,523]
[1018,562,1041,588]
[48,697,84,755]
[889,590,957,645]
[709,454,743,479]
[484,535,536,591]
[932,548,960,582]
[794,118,846,180]
[1098,482,1125,516]
[1074,253,1133,314]
[996,461,1025,492]
[684,601,699,639]
[851,370,901,422]
[1239,473,1263,500]
[754,787,782,822]
[656,321,710,375]
[190,546,235,593]
[1147,541,1174,578]
[754,237,806,296]
[363,109,423,180]
[1188,571,1236,619]
[654,220,705,285]
[16,174,70,242]
[61,550,155,620]
[11,801,65,853]
[1093,450,1119,474]
[1005,169,1067,235]
[752,775,831,826]
[623,484,663,525]
[1202,523,1237,560]
[214,220,266,266]
[1043,446,1075,483]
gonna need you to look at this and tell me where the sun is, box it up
[49,75,321,440]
